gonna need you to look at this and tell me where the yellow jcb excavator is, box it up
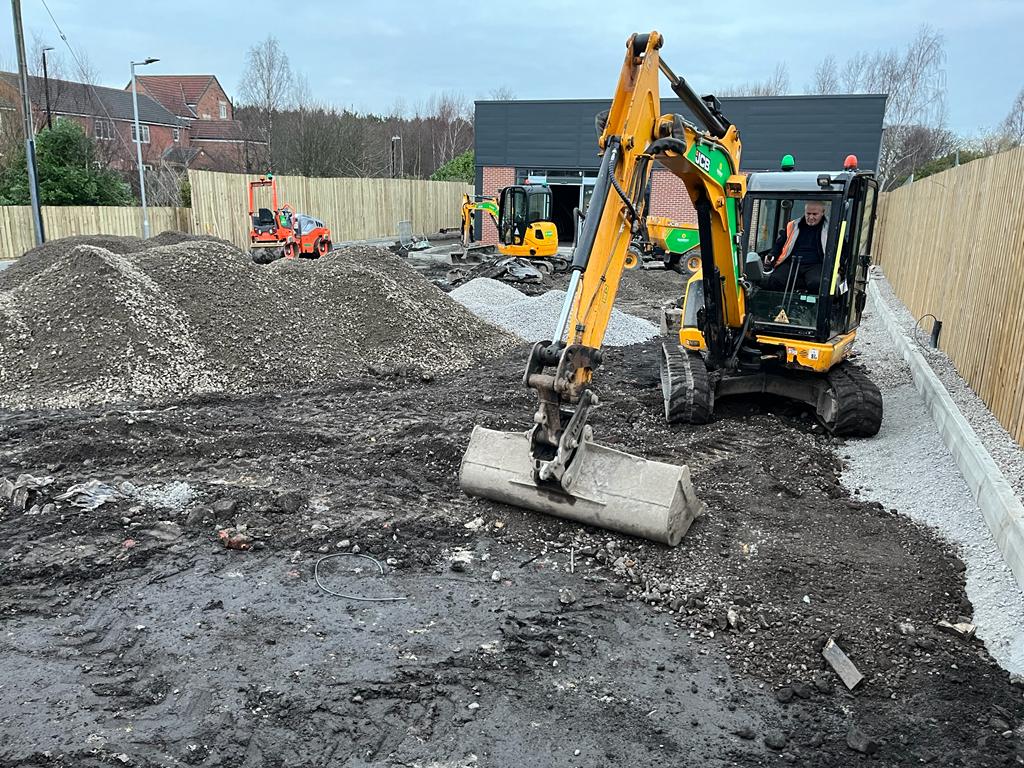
[460,31,881,546]
[456,187,560,261]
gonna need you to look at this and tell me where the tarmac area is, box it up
[0,237,1022,767]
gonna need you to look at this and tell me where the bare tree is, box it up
[488,85,516,100]
[237,36,294,169]
[426,91,473,167]
[810,26,948,187]
[998,86,1024,146]
[808,56,840,95]
[720,63,790,97]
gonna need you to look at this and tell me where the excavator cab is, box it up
[496,185,559,257]
[740,165,879,339]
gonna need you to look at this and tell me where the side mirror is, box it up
[745,251,766,282]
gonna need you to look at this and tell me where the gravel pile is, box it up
[841,285,1024,674]
[0,236,516,410]
[871,272,1024,498]
[450,277,659,346]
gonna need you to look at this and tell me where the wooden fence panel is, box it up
[186,170,472,250]
[874,145,1024,446]
[0,205,192,260]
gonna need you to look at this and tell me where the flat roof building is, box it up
[473,94,886,243]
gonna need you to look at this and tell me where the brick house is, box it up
[131,75,248,172]
[0,72,186,173]
[473,95,887,245]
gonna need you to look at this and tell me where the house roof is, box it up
[0,71,182,126]
[162,146,204,166]
[133,75,222,118]
[190,119,244,141]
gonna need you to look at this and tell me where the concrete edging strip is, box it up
[867,275,1024,590]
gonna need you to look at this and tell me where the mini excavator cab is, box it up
[497,185,558,255]
[740,171,878,338]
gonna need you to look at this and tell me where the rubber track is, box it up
[823,363,883,437]
[661,343,713,424]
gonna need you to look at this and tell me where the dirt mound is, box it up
[0,240,516,409]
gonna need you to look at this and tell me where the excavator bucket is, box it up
[459,426,705,546]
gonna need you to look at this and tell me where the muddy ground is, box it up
[1,265,1023,767]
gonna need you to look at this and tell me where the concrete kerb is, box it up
[867,270,1024,590]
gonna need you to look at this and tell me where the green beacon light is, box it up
[266,172,274,180]
[780,154,795,171]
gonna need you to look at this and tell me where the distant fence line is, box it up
[187,171,472,250]
[874,145,1024,446]
[0,206,190,260]
[0,173,471,260]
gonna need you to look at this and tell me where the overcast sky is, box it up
[4,0,1022,135]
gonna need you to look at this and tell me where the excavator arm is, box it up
[526,31,746,485]
[460,31,741,545]
[459,193,499,247]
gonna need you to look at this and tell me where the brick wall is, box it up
[480,165,514,244]
[196,81,232,120]
[649,167,698,224]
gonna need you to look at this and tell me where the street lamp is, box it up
[130,57,159,238]
[41,45,54,130]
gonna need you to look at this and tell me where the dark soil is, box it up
[2,323,1022,765]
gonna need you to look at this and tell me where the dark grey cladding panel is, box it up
[475,95,886,173]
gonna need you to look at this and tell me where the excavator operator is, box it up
[766,200,828,292]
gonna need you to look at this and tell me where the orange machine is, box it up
[248,175,332,264]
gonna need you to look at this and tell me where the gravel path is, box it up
[842,283,1024,674]
[872,272,1024,498]
[451,277,659,346]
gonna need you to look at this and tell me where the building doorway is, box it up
[549,184,580,244]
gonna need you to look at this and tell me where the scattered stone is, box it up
[212,499,238,517]
[897,621,916,636]
[936,619,976,640]
[491,570,502,582]
[450,560,467,573]
[775,686,795,704]
[735,726,756,740]
[808,733,825,748]
[467,702,480,711]
[812,675,833,694]
[186,505,214,527]
[846,726,878,755]
[559,589,577,606]
[202,599,223,611]
[791,681,813,699]
[764,731,788,750]
[351,694,363,704]
[275,491,305,514]
[608,584,628,599]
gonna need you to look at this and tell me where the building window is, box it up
[94,118,114,140]
[142,164,153,171]
[219,101,227,119]
[131,123,151,144]
[173,127,180,142]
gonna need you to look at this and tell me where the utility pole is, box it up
[11,0,45,246]
[41,45,54,130]
[130,57,159,239]
[391,135,403,179]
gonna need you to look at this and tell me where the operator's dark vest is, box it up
[776,218,828,266]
